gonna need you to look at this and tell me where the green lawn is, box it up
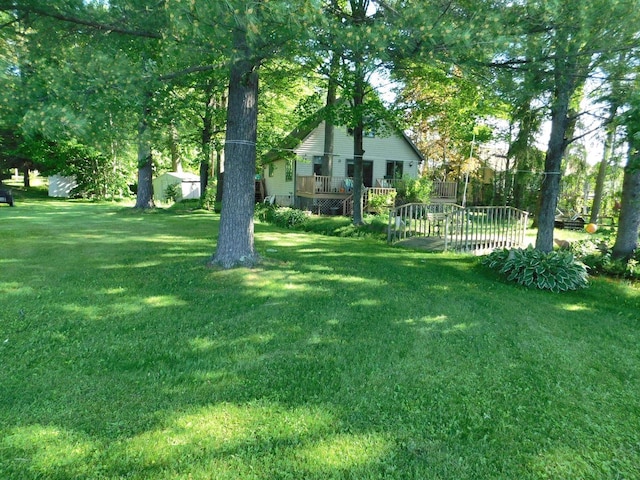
[1,198,639,479]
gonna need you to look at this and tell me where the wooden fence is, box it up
[431,181,458,201]
[388,203,530,255]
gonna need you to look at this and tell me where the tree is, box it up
[322,52,340,177]
[165,1,322,268]
[612,151,640,262]
[319,0,380,225]
[321,0,482,223]
[612,83,640,262]
[0,1,169,202]
[395,61,502,189]
[488,0,640,252]
[588,52,633,224]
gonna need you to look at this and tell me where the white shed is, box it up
[153,172,201,202]
[48,174,78,198]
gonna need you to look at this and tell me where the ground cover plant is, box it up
[1,197,640,479]
[255,203,389,240]
[569,234,640,281]
[482,246,589,292]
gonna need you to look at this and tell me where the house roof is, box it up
[157,171,200,182]
[262,103,425,164]
[262,108,327,164]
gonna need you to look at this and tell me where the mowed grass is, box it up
[1,198,639,479]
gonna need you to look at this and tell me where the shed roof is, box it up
[157,171,200,182]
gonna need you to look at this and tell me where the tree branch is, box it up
[158,64,223,82]
[0,3,162,39]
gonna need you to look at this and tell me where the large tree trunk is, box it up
[590,107,617,224]
[535,72,573,252]
[612,152,640,262]
[322,53,339,177]
[351,59,365,225]
[199,156,209,197]
[215,144,224,204]
[210,40,259,268]
[535,115,567,251]
[22,163,30,188]
[200,92,214,197]
[134,102,155,209]
[352,122,364,225]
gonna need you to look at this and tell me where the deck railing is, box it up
[299,176,457,201]
[388,203,529,255]
[296,175,353,195]
[431,181,458,200]
[376,179,458,200]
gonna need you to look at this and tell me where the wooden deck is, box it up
[296,175,458,206]
[296,175,353,198]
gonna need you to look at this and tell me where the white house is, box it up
[262,119,425,213]
[153,171,201,203]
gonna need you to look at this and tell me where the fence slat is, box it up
[388,203,529,254]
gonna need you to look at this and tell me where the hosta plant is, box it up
[482,246,589,292]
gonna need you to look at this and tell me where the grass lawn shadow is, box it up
[1,200,639,479]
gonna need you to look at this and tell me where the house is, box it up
[262,117,430,214]
[153,171,201,203]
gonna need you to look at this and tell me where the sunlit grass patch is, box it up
[298,433,391,471]
[94,402,342,478]
[1,200,639,479]
[2,425,98,478]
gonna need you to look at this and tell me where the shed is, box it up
[48,174,78,198]
[153,172,201,202]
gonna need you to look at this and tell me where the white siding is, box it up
[263,159,295,198]
[293,121,421,181]
[153,172,200,202]
[262,120,423,197]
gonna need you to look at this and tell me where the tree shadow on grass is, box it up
[2,206,640,479]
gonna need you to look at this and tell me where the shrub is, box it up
[395,176,432,205]
[164,183,181,202]
[255,204,308,229]
[569,236,640,281]
[199,185,219,211]
[482,246,589,292]
[368,190,397,213]
[52,140,133,200]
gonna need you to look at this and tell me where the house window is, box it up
[313,156,323,175]
[347,126,376,138]
[268,163,275,177]
[285,158,293,182]
[385,161,404,179]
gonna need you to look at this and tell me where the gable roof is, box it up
[262,107,327,164]
[156,171,200,182]
[262,103,425,164]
